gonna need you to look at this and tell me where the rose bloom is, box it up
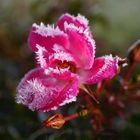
[16,13,120,112]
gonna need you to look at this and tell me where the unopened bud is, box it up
[43,113,65,129]
[127,40,140,63]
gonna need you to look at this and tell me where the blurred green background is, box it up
[0,0,140,139]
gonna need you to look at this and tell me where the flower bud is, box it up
[43,113,65,129]
[127,40,140,63]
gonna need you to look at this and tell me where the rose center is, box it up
[57,60,77,73]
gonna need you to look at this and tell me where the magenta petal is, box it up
[35,43,75,69]
[35,44,49,68]
[64,27,95,69]
[57,13,89,31]
[79,55,119,84]
[16,68,78,112]
[44,67,75,81]
[28,23,69,52]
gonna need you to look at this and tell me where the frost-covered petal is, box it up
[57,13,89,32]
[35,44,49,68]
[45,55,77,81]
[63,23,95,69]
[44,67,73,81]
[28,23,69,52]
[16,68,78,112]
[79,55,119,84]
[49,44,75,62]
[35,43,76,69]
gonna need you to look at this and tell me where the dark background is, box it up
[0,0,140,139]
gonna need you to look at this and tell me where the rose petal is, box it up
[63,24,95,69]
[35,43,77,71]
[35,44,49,68]
[16,68,78,112]
[79,55,119,84]
[44,67,74,81]
[28,23,69,52]
[57,13,89,32]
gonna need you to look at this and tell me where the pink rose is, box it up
[16,13,120,112]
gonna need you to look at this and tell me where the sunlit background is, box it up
[0,0,140,139]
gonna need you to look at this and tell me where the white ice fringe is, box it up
[49,44,74,62]
[33,22,66,37]
[35,44,47,68]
